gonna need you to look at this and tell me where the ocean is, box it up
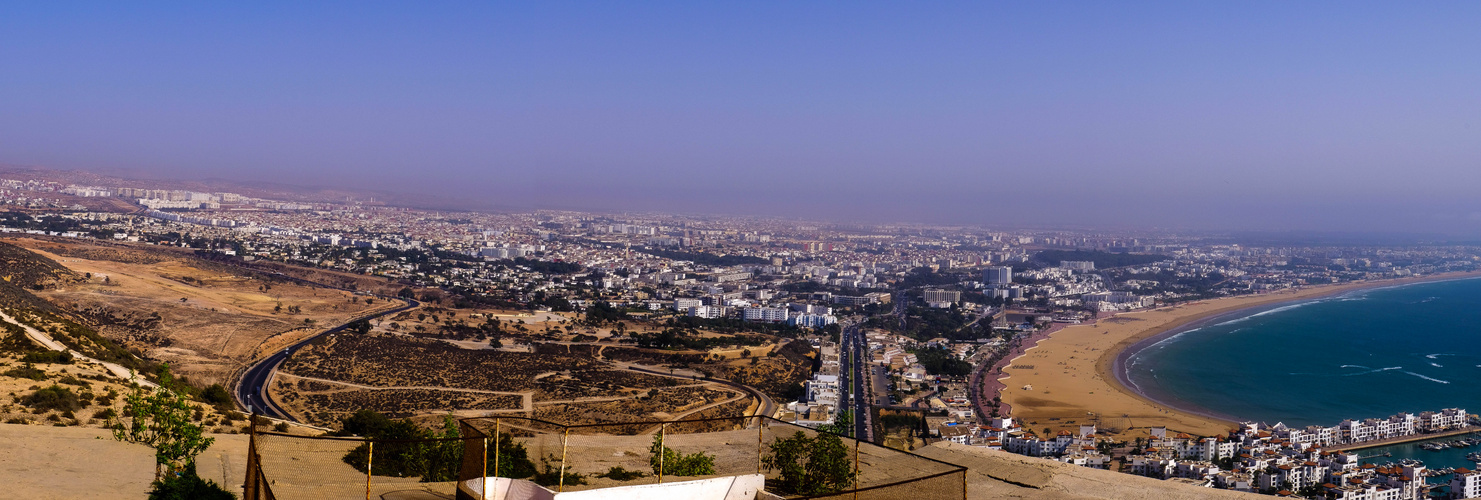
[1124,277,1481,472]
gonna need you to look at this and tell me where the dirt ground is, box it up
[0,422,250,500]
[9,238,384,385]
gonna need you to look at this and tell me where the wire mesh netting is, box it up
[246,415,965,500]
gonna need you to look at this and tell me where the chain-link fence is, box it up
[245,415,965,500]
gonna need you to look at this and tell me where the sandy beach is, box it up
[996,271,1481,441]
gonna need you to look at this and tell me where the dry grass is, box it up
[10,238,382,385]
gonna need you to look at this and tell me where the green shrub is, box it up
[340,411,536,482]
[57,375,89,387]
[148,468,236,500]
[532,455,587,487]
[198,384,232,406]
[595,466,646,481]
[761,431,856,495]
[2,364,47,381]
[20,350,73,364]
[22,385,81,412]
[649,434,715,477]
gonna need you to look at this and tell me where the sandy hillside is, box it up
[9,238,388,385]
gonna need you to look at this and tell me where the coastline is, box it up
[995,271,1481,441]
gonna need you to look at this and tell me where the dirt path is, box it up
[635,392,751,435]
[0,309,156,389]
[278,372,529,397]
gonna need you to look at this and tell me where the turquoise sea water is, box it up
[1125,277,1481,471]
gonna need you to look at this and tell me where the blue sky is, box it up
[2,2,1479,233]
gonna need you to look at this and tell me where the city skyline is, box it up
[3,2,1480,233]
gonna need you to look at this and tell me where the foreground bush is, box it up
[341,411,536,482]
[148,469,236,500]
[762,431,855,495]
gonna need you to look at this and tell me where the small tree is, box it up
[112,365,215,479]
[649,434,716,476]
[407,415,463,482]
[761,431,855,495]
[818,410,854,438]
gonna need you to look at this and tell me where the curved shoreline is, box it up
[1101,271,1481,428]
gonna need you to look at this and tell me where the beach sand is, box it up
[997,272,1481,442]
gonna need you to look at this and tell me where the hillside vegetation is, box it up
[0,240,144,369]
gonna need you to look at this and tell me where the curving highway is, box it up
[235,294,418,421]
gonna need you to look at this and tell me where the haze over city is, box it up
[13,4,1481,500]
[3,2,1480,233]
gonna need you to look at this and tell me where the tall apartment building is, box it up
[983,266,1013,285]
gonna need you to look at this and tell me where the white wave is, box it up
[1214,300,1321,328]
[1140,327,1204,350]
[1431,363,1444,368]
[1426,354,1454,359]
[1231,301,1318,322]
[1341,367,1401,376]
[1340,364,1370,369]
[1403,371,1450,384]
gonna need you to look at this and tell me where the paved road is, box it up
[840,323,874,441]
[235,294,418,421]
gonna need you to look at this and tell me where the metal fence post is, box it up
[245,415,258,500]
[853,436,861,500]
[756,417,764,475]
[658,423,666,484]
[482,436,489,499]
[559,428,570,492]
[365,440,373,500]
[494,419,501,478]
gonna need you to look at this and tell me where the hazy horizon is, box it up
[3,3,1480,234]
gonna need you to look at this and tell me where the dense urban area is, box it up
[5,170,1481,499]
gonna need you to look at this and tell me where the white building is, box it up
[1060,260,1096,271]
[922,289,961,306]
[741,306,788,323]
[688,306,725,319]
[1451,468,1481,499]
[789,313,837,329]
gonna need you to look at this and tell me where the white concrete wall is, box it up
[461,474,765,500]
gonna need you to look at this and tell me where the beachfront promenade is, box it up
[1328,426,1481,453]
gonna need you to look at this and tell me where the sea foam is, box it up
[1403,371,1450,384]
[1212,302,1317,327]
